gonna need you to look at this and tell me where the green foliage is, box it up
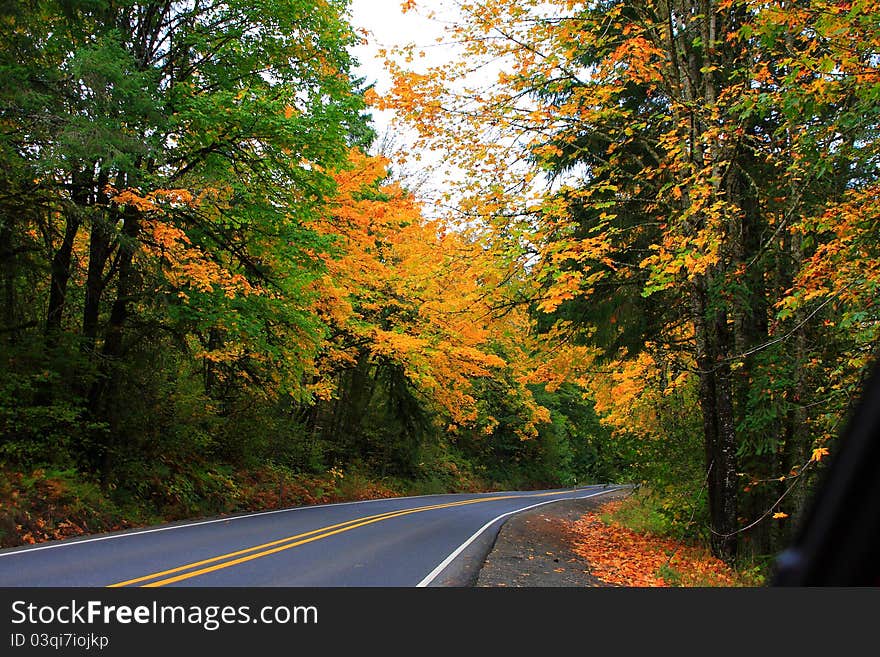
[0,337,104,470]
[602,488,706,554]
[533,384,622,485]
[588,380,709,541]
[0,371,84,465]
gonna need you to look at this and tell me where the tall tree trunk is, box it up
[46,172,88,342]
[81,168,115,348]
[775,228,810,552]
[45,217,79,339]
[88,206,139,477]
[203,328,223,395]
[100,210,139,361]
[0,223,18,341]
[728,161,773,556]
[81,217,114,348]
[693,280,739,562]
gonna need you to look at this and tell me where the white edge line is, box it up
[416,487,622,587]
[0,488,586,559]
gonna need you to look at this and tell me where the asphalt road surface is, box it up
[0,486,621,587]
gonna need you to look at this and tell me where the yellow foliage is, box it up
[308,149,556,433]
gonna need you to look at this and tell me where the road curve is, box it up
[0,486,621,587]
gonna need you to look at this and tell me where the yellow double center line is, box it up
[108,491,569,587]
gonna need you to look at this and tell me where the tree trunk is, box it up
[203,328,223,395]
[775,227,811,552]
[46,189,85,342]
[100,210,139,361]
[693,280,739,562]
[0,223,18,341]
[88,206,140,477]
[81,217,114,348]
[728,160,773,556]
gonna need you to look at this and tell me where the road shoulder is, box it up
[475,488,630,587]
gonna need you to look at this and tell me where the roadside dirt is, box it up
[475,488,631,587]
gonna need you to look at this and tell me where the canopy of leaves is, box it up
[379,0,880,560]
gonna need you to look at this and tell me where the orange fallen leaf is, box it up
[566,501,737,587]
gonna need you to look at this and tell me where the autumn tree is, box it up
[0,0,605,522]
[0,0,370,475]
[380,0,880,561]
[301,149,585,480]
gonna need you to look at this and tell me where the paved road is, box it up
[0,486,621,587]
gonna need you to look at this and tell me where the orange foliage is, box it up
[140,219,260,300]
[107,186,260,303]
[308,149,563,435]
[568,501,737,587]
[377,0,880,452]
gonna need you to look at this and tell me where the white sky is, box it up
[347,1,445,101]
[345,1,570,222]
[345,1,459,202]
[347,1,434,136]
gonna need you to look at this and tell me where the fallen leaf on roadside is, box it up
[566,501,738,587]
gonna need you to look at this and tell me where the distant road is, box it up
[0,486,621,587]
